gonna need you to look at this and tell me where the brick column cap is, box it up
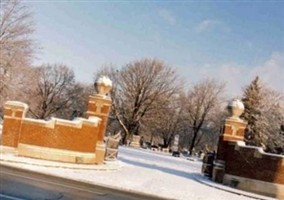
[88,95,112,102]
[225,117,247,125]
[4,101,28,110]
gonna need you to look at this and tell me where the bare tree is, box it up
[193,105,227,152]
[145,94,183,148]
[183,79,225,155]
[264,101,284,154]
[260,87,284,154]
[28,64,76,119]
[0,0,35,110]
[96,58,180,144]
[55,82,94,119]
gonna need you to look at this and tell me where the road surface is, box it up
[0,164,167,200]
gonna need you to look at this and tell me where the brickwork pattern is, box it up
[225,142,284,184]
[19,118,100,152]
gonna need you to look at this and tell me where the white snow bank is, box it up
[0,146,276,200]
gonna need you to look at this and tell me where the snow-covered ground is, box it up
[0,146,276,200]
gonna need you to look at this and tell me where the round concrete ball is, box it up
[94,76,112,95]
[227,99,244,118]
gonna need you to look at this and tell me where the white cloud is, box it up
[179,52,284,98]
[196,19,221,32]
[251,52,284,92]
[158,9,176,25]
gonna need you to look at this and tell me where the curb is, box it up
[194,175,276,200]
[0,146,122,171]
[0,159,122,171]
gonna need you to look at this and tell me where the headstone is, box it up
[130,135,141,148]
[172,134,180,157]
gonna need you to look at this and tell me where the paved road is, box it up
[0,164,168,200]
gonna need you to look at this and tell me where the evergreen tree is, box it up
[241,76,266,146]
[242,76,284,154]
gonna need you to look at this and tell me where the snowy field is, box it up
[0,146,276,200]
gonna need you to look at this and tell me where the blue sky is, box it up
[28,1,284,96]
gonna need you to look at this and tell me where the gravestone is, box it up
[172,134,180,157]
[130,135,141,148]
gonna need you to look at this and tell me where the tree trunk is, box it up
[127,122,140,136]
[163,134,173,148]
[189,131,198,155]
[163,137,168,148]
[121,133,128,145]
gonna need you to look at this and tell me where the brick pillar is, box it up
[1,101,28,147]
[86,76,112,164]
[213,99,247,183]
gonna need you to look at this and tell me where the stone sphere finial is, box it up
[94,76,112,96]
[227,99,244,119]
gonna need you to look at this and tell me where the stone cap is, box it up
[94,76,112,96]
[4,101,29,110]
[4,101,29,117]
[22,116,101,129]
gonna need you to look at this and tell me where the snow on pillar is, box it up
[86,76,112,164]
[213,99,247,183]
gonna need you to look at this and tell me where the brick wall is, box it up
[1,101,102,153]
[224,141,284,184]
[18,117,101,152]
[214,115,284,185]
[1,94,111,164]
[212,100,284,198]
